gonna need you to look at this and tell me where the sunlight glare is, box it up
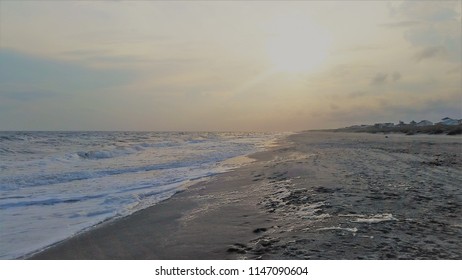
[266,16,331,73]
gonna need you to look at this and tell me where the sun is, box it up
[265,16,331,73]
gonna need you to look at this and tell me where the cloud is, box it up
[378,98,462,123]
[379,20,421,28]
[370,73,388,86]
[61,49,112,57]
[446,65,461,75]
[0,90,57,101]
[369,71,402,86]
[60,49,188,69]
[392,72,401,82]
[389,2,460,22]
[389,2,461,62]
[330,103,339,110]
[342,45,383,52]
[0,49,136,96]
[326,90,461,128]
[413,46,447,62]
[348,91,368,98]
[1,2,460,131]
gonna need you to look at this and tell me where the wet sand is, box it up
[30,132,462,259]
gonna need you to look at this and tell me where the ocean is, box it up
[0,131,279,259]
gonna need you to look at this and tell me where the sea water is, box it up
[0,131,279,259]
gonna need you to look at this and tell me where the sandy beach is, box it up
[30,132,462,260]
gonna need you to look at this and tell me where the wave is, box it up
[77,150,123,160]
[0,134,31,142]
[0,156,214,190]
[76,146,144,160]
[0,131,278,259]
[75,141,182,160]
[0,147,15,155]
[0,194,106,209]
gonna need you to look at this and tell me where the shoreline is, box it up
[30,132,462,259]
[326,123,462,136]
[21,175,211,260]
[23,161,270,259]
[29,144,282,259]
[1,131,280,260]
[25,136,285,260]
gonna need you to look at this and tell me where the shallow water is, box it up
[0,131,279,259]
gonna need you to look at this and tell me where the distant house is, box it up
[438,117,459,126]
[397,121,406,127]
[374,123,395,128]
[416,120,433,127]
[384,122,395,128]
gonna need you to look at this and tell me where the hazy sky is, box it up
[0,1,461,131]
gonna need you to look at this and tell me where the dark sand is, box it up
[30,132,462,259]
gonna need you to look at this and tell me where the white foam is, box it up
[317,226,358,233]
[0,131,280,259]
[351,213,398,223]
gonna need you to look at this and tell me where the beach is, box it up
[30,132,462,260]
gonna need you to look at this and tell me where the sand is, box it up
[30,132,462,259]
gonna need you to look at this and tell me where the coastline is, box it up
[329,123,462,136]
[30,132,462,259]
[28,140,283,260]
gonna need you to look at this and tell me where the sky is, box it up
[0,1,461,131]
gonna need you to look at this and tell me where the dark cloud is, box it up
[371,73,388,86]
[369,71,402,86]
[390,2,459,22]
[413,46,447,62]
[392,72,401,82]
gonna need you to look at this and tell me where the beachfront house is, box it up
[416,120,433,127]
[374,123,395,129]
[397,121,406,127]
[438,117,459,126]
